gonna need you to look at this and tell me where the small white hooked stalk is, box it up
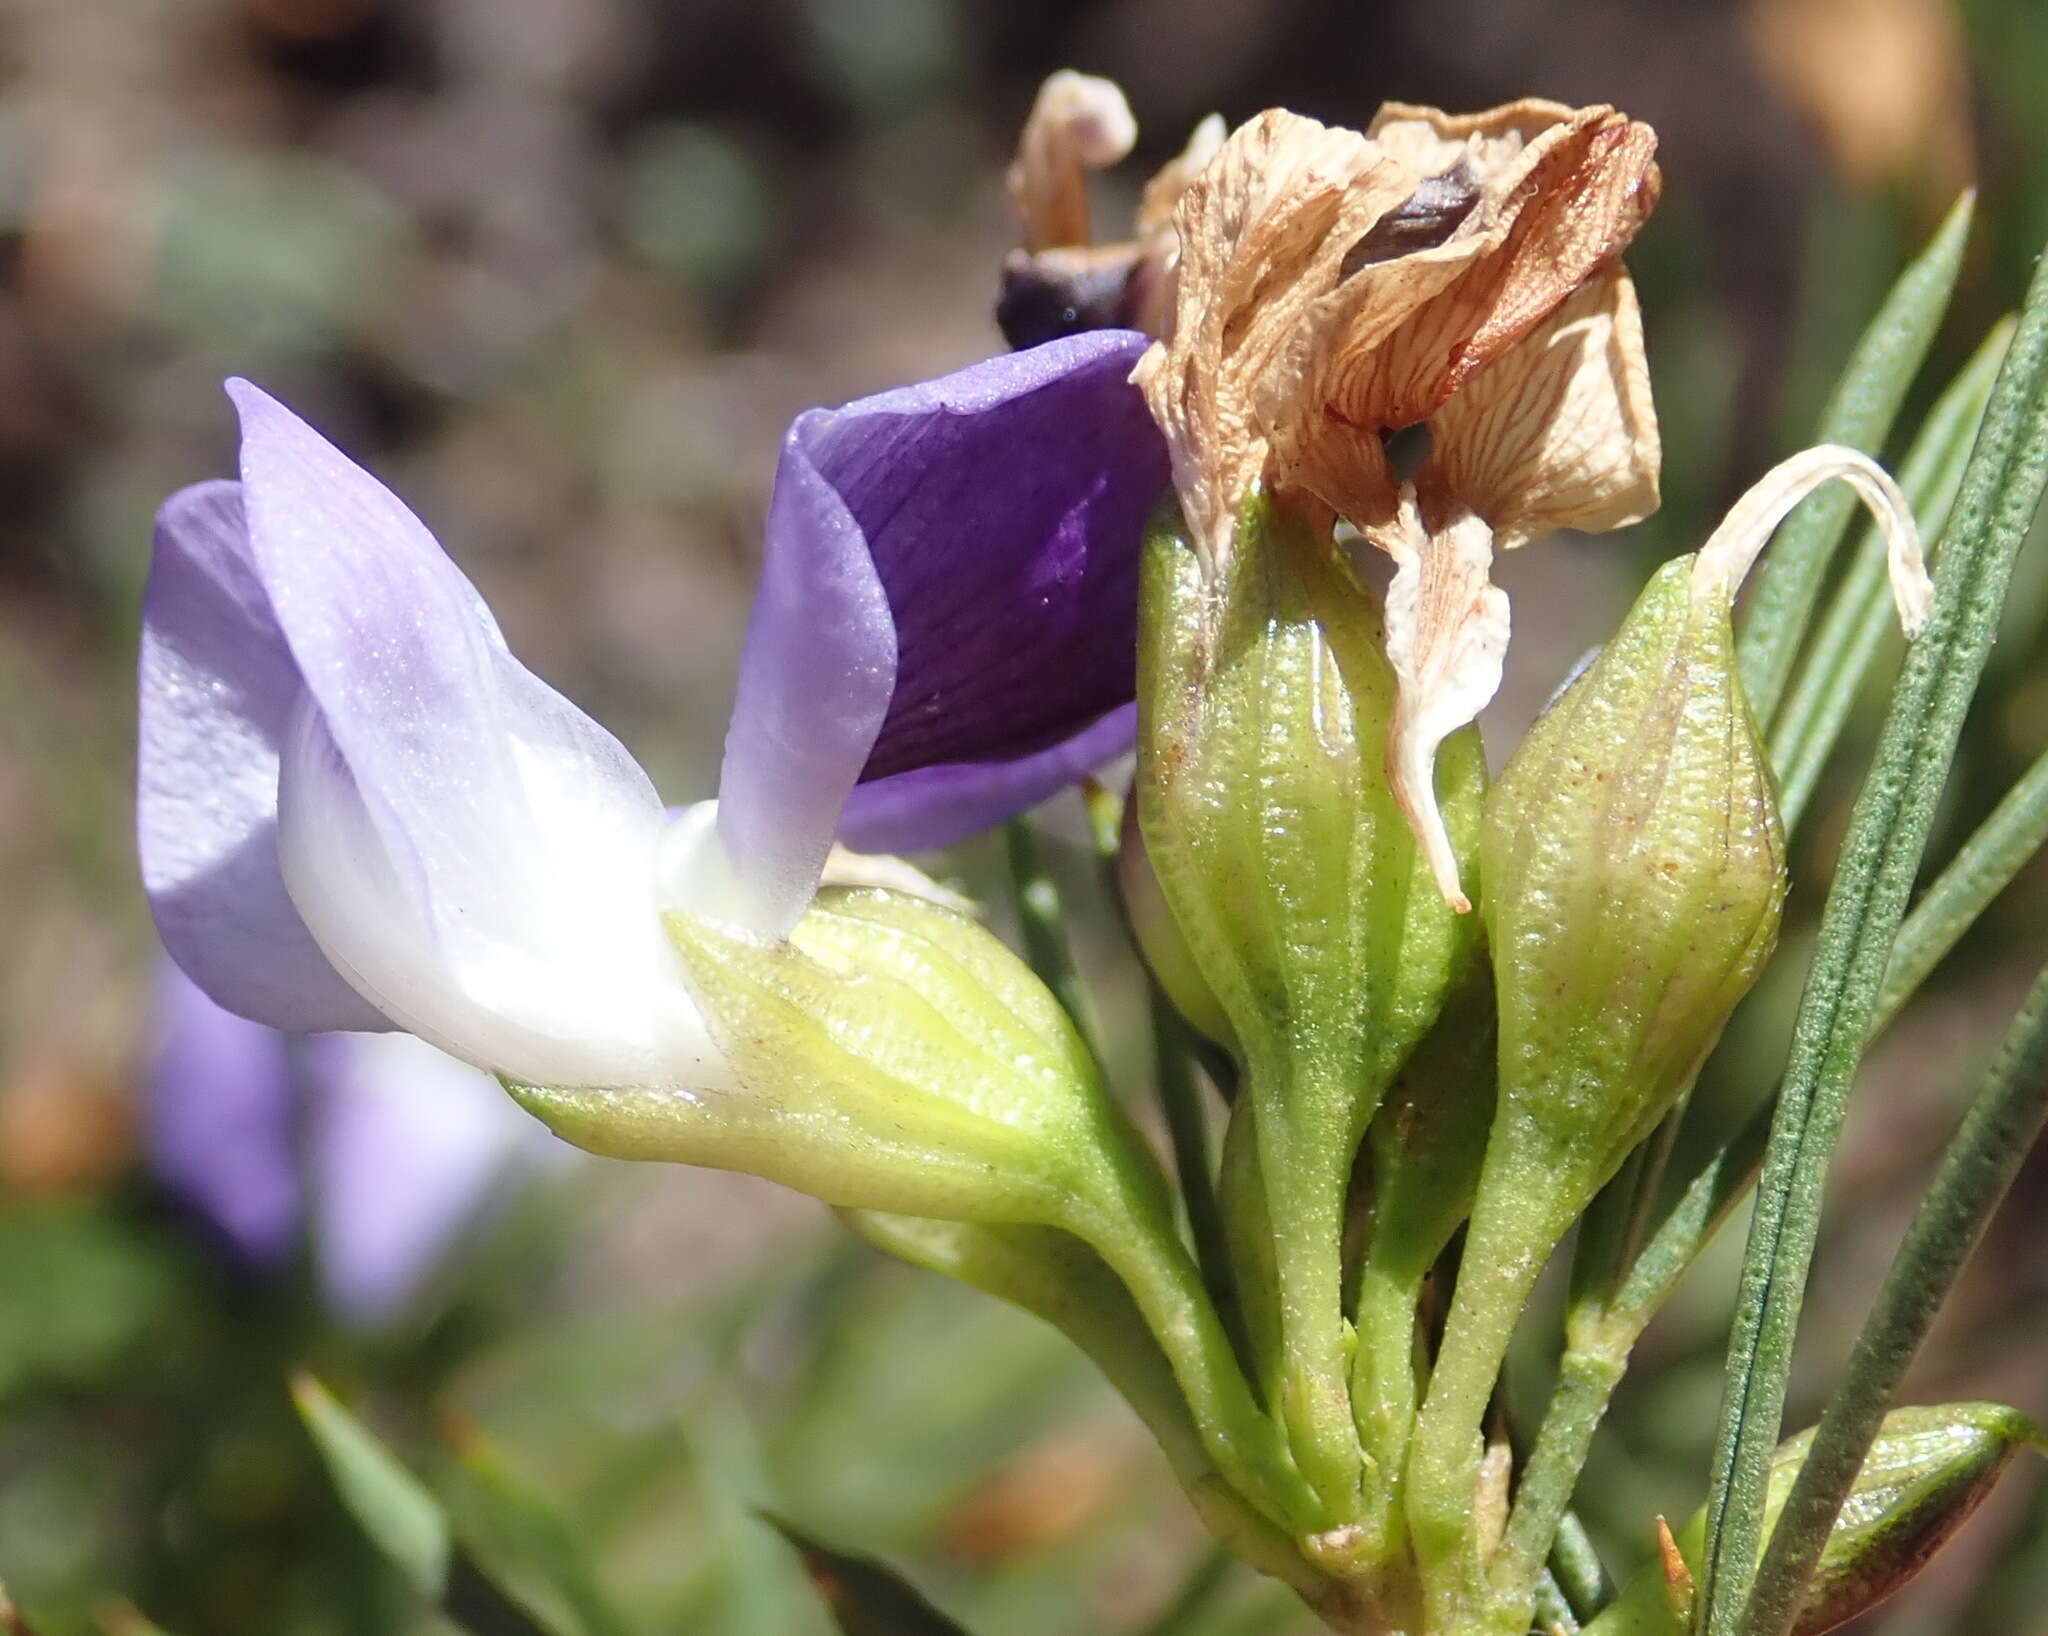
[1690,443,1932,631]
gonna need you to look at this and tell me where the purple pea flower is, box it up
[147,959,550,1324]
[139,333,1166,1089]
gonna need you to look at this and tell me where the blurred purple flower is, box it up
[148,959,553,1325]
[138,333,1165,1089]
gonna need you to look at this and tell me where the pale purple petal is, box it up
[139,481,388,1033]
[226,381,718,1087]
[838,703,1136,853]
[144,960,302,1265]
[303,1032,554,1326]
[718,331,1166,926]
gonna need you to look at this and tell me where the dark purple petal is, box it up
[145,960,302,1266]
[139,481,390,1033]
[719,331,1165,920]
[839,703,1135,853]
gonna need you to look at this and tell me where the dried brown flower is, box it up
[1133,97,1664,906]
[998,72,1222,349]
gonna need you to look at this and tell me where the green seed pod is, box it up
[1590,1402,2044,1636]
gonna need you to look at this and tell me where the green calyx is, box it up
[1135,487,1481,1541]
[514,883,1318,1537]
[1409,555,1790,1630]
[1590,1402,2043,1636]
[1481,555,1788,1194]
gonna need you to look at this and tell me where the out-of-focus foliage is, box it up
[6,2,2048,1632]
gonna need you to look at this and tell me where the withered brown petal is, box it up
[1007,71,1138,252]
[1422,264,1659,547]
[1134,109,1407,568]
[1318,106,1659,441]
[1375,494,1506,912]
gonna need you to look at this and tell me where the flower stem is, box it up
[1250,1057,1370,1532]
[1003,816,1101,1062]
[1406,1174,1574,1633]
[1067,1167,1322,1535]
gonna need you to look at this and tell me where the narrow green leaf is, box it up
[1769,318,2011,832]
[1003,817,1102,1063]
[1135,1545,1235,1636]
[1698,232,2048,1636]
[446,1424,637,1636]
[1736,191,1974,726]
[1740,962,2048,1636]
[760,1514,975,1636]
[291,1371,451,1602]
[1874,737,2048,1034]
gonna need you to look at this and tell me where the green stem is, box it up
[1251,1059,1368,1529]
[1494,1347,1627,1613]
[1768,319,2008,834]
[1068,1173,1322,1535]
[1735,190,1974,728]
[842,1210,1325,1602]
[1350,1253,1426,1562]
[1698,226,2048,1636]
[1737,961,2048,1636]
[1152,988,1239,1345]
[1003,817,1101,1062]
[1407,1178,1575,1632]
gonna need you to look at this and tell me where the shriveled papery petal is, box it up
[1007,70,1138,251]
[1376,493,1507,913]
[139,481,391,1034]
[227,381,720,1089]
[1692,444,1929,632]
[1137,113,1228,236]
[1134,109,1409,567]
[719,332,1164,931]
[1366,96,1582,176]
[304,1031,555,1325]
[145,958,302,1265]
[1122,113,1229,338]
[1287,103,1659,460]
[1422,265,1660,547]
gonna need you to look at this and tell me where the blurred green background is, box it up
[5,0,2048,1631]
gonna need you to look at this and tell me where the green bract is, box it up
[1590,1403,2043,1636]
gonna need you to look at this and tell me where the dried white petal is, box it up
[1377,490,1507,913]
[1008,70,1139,251]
